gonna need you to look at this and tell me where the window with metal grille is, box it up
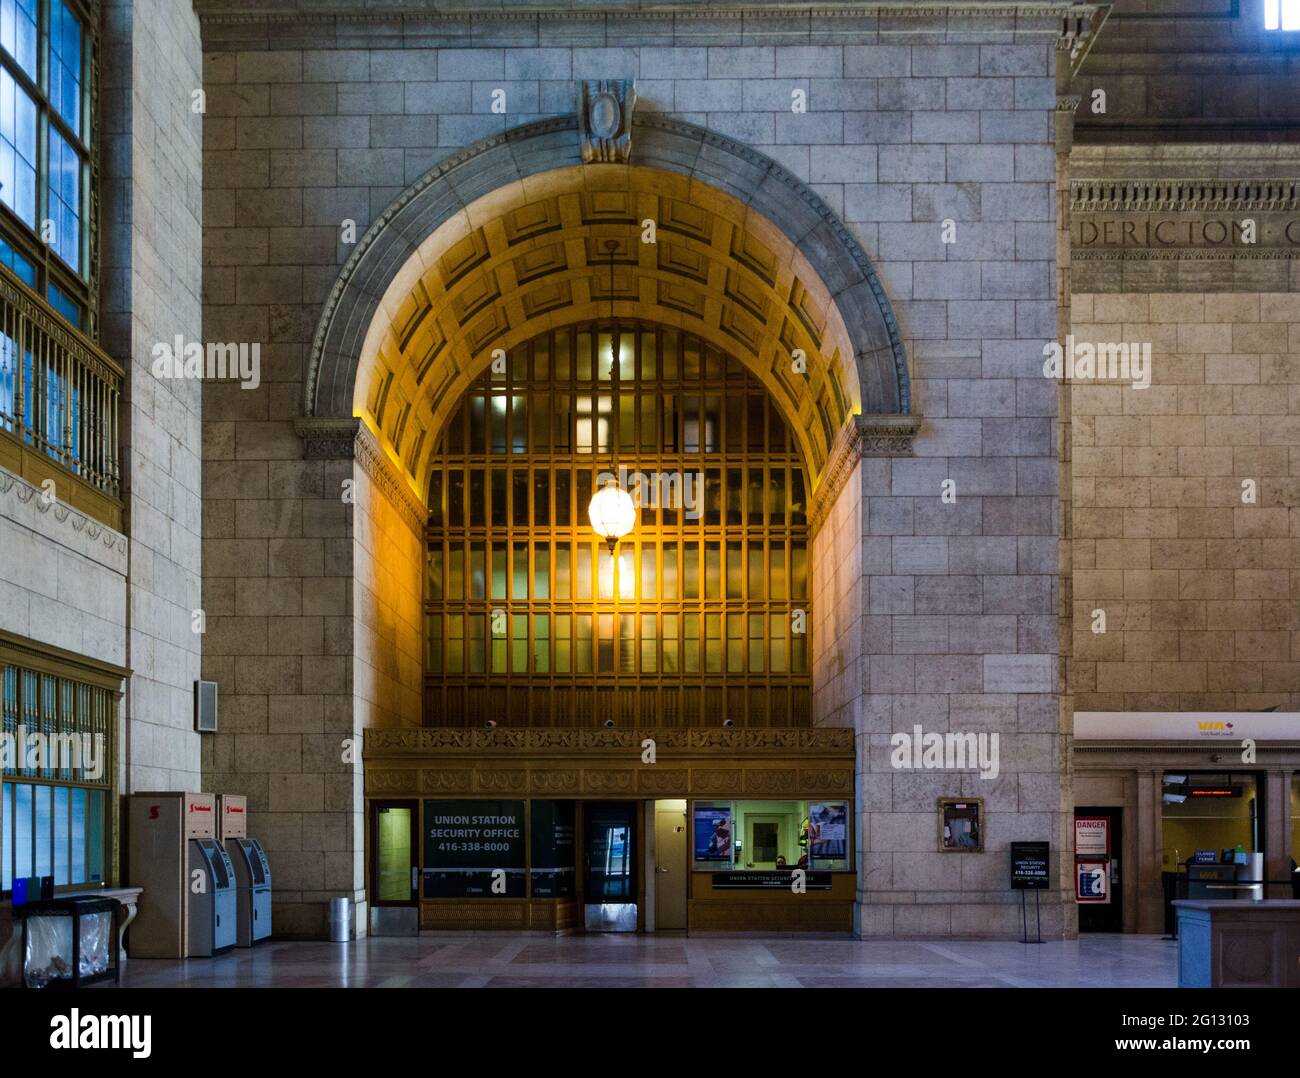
[423,323,812,727]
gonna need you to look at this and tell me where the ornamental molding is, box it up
[305,112,911,424]
[364,726,854,756]
[1073,247,1300,262]
[808,413,922,536]
[1071,179,1300,214]
[0,465,128,559]
[295,416,361,459]
[197,4,1102,30]
[293,416,427,535]
[353,424,428,536]
[578,79,635,164]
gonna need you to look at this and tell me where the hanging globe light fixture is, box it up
[588,478,636,553]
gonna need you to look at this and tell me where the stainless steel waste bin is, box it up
[328,896,352,942]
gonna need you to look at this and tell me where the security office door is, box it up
[370,801,418,906]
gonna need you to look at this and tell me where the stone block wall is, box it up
[1071,291,1300,711]
[197,4,1070,937]
[97,0,205,792]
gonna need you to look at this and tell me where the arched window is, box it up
[423,322,811,728]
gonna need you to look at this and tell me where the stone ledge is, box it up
[0,465,129,573]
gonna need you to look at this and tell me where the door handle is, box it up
[411,867,418,889]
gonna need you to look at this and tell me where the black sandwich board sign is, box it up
[1010,841,1050,890]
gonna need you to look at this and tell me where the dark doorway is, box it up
[1076,806,1122,932]
[583,802,637,931]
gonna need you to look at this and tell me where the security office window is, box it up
[691,800,851,873]
[0,0,92,329]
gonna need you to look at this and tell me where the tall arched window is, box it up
[423,322,811,727]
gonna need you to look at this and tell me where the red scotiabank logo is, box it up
[148,805,160,820]
[190,803,211,812]
[228,806,244,814]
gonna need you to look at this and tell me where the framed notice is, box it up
[1076,861,1109,903]
[1074,816,1110,859]
[1010,841,1050,890]
[938,798,983,852]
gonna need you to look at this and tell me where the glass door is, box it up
[370,801,417,906]
[584,802,637,931]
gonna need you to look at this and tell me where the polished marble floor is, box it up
[105,933,1177,988]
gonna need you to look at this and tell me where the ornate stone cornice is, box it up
[1071,179,1300,214]
[364,726,854,756]
[293,417,427,535]
[197,3,1102,29]
[295,416,361,460]
[808,413,922,535]
[0,466,128,560]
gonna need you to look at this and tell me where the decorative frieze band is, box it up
[0,465,127,562]
[1070,178,1300,259]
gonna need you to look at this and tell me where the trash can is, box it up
[15,897,121,988]
[328,897,352,943]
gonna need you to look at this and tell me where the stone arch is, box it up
[304,114,912,502]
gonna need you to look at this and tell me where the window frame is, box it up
[0,0,96,337]
[0,628,123,897]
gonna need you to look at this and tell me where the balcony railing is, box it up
[0,267,121,500]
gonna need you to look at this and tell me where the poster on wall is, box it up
[423,799,526,898]
[693,804,733,863]
[807,802,848,864]
[1074,816,1110,859]
[530,800,576,898]
[1076,861,1110,903]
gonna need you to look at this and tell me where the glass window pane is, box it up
[555,614,571,673]
[33,783,50,876]
[491,543,507,600]
[53,786,68,885]
[86,789,103,883]
[533,614,549,673]
[1,0,37,80]
[555,545,570,600]
[69,786,85,884]
[47,126,81,273]
[640,614,657,673]
[533,542,549,599]
[14,782,32,879]
[0,67,38,228]
[597,614,614,673]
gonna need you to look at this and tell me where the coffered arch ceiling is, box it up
[305,116,910,501]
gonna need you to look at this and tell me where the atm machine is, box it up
[128,791,235,958]
[189,837,237,956]
[218,794,272,947]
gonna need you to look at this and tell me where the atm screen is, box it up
[205,841,230,888]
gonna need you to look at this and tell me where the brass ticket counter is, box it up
[363,727,855,934]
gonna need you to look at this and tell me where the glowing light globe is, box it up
[588,480,636,551]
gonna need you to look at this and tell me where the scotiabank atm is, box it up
[128,792,236,957]
[219,794,272,946]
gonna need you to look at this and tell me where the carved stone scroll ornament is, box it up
[578,79,636,164]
